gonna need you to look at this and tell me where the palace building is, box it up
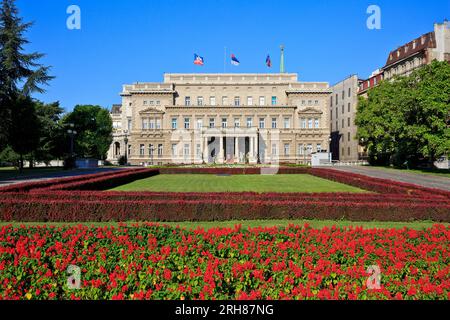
[107,73,332,165]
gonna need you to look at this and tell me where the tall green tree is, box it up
[33,101,65,164]
[63,105,113,160]
[356,60,450,167]
[0,0,53,153]
[8,95,40,169]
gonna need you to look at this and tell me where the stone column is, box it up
[218,135,224,164]
[234,137,239,163]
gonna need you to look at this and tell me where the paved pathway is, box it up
[0,167,121,187]
[331,166,450,191]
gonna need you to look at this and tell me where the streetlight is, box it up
[123,130,129,165]
[67,123,77,158]
[328,136,332,162]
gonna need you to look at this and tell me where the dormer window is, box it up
[413,41,416,49]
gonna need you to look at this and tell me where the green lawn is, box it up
[110,174,367,193]
[0,219,445,231]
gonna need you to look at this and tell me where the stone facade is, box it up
[383,21,450,80]
[107,73,332,165]
[329,75,362,161]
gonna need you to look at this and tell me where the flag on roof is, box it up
[194,54,204,66]
[266,54,272,68]
[231,54,240,66]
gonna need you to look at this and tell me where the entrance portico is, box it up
[201,128,258,164]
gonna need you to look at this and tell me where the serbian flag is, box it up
[194,54,204,66]
[266,54,272,67]
[231,54,240,66]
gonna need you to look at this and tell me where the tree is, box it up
[63,105,113,160]
[8,95,40,169]
[33,101,65,165]
[0,0,53,154]
[356,60,450,167]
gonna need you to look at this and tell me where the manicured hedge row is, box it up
[0,169,140,193]
[44,168,159,191]
[3,190,448,204]
[310,168,450,198]
[159,167,310,175]
[0,198,448,222]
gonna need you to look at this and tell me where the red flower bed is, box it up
[159,167,310,175]
[1,198,448,222]
[0,223,448,300]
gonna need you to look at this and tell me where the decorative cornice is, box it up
[298,107,323,114]
[139,107,165,114]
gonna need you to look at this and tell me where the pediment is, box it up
[139,107,165,115]
[298,107,323,114]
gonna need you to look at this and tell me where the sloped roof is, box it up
[384,31,436,68]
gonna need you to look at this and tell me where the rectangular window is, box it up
[185,96,191,106]
[150,101,154,105]
[336,94,338,105]
[284,143,290,156]
[196,119,203,129]
[301,118,306,129]
[171,118,177,129]
[143,100,148,105]
[331,109,333,120]
[317,144,322,152]
[222,118,227,128]
[247,96,253,106]
[348,103,351,113]
[139,144,145,156]
[314,100,319,105]
[259,96,265,106]
[330,96,333,106]
[308,100,312,105]
[284,118,290,129]
[158,144,163,156]
[259,118,265,129]
[271,144,277,156]
[171,144,177,157]
[184,118,190,129]
[142,118,148,130]
[246,117,253,128]
[342,90,345,100]
[222,96,228,105]
[183,144,190,158]
[127,119,132,130]
[348,147,351,156]
[234,118,240,128]
[298,144,304,155]
[197,96,203,106]
[209,118,215,128]
[308,118,313,129]
[301,100,306,106]
[314,118,319,128]
[347,117,350,127]
[210,96,216,106]
[336,107,338,119]
[234,96,240,106]
[348,88,351,97]
[149,119,155,129]
[155,119,161,129]
[336,121,338,131]
[156,100,160,105]
[342,119,345,129]
[196,144,201,158]
[348,132,351,142]
[271,117,277,129]
[307,144,313,155]
[271,96,277,106]
[149,144,154,156]
[342,105,344,114]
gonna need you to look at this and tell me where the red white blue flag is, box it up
[194,54,204,66]
[266,54,272,67]
[231,54,240,66]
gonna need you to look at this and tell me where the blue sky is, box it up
[17,0,449,112]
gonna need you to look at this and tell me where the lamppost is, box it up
[67,123,77,158]
[328,136,332,162]
[123,130,129,165]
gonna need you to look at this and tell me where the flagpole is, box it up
[224,46,226,73]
